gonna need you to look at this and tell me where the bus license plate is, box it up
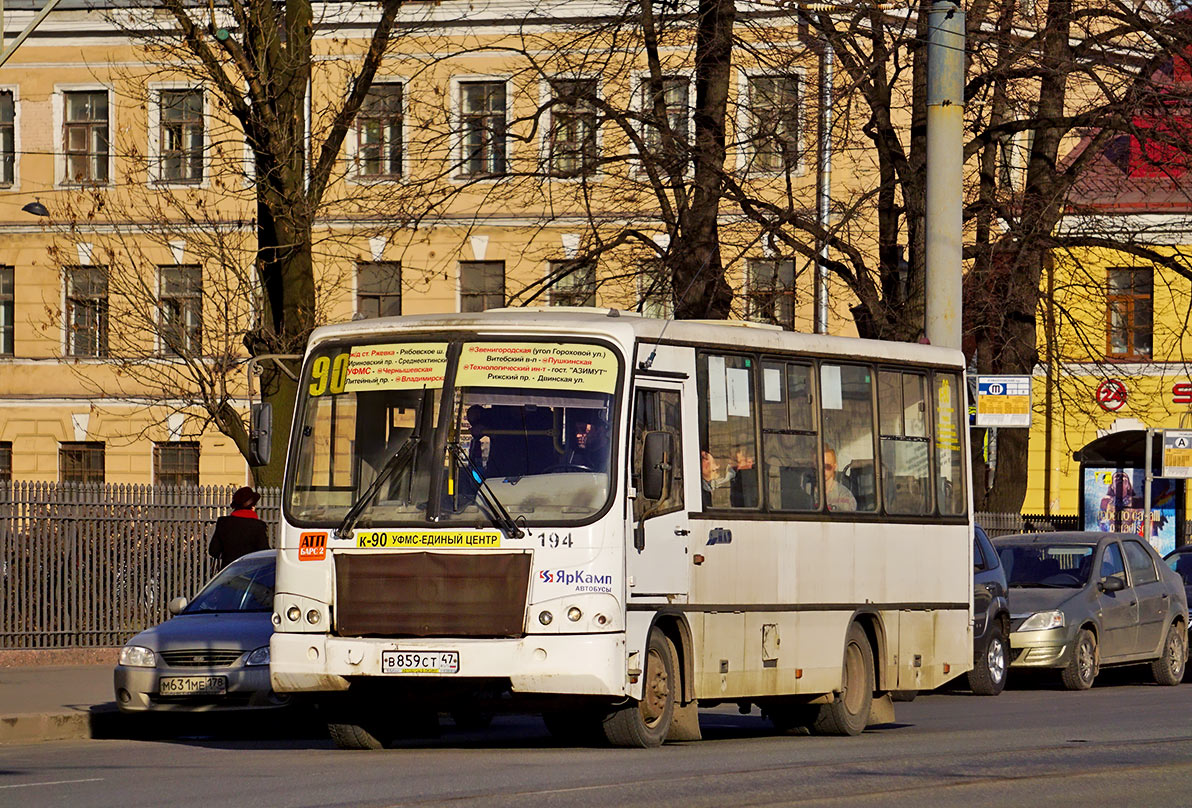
[381,650,460,675]
[159,676,227,696]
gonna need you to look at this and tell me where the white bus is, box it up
[270,309,973,748]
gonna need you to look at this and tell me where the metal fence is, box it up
[0,482,279,649]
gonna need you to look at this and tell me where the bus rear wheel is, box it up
[328,720,387,750]
[603,629,675,747]
[811,623,874,737]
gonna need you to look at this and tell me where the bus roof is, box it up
[307,308,967,368]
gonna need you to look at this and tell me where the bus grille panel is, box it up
[334,551,531,638]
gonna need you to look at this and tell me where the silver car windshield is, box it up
[186,555,274,613]
[999,544,1095,588]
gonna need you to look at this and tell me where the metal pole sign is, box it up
[975,375,1032,428]
[1162,429,1192,478]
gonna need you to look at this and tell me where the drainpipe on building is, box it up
[814,41,834,335]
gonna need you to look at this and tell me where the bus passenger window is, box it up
[933,372,966,516]
[632,389,684,520]
[819,363,877,512]
[697,354,759,509]
[761,360,819,511]
[878,370,930,515]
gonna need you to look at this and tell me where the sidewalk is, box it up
[0,650,125,745]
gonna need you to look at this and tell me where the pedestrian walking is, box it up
[208,486,269,568]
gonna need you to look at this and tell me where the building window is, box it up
[158,88,203,183]
[357,83,403,179]
[640,77,688,160]
[0,265,12,356]
[0,441,11,483]
[154,442,199,487]
[0,90,13,187]
[548,260,597,307]
[746,260,795,329]
[549,79,598,177]
[459,81,506,177]
[749,75,800,173]
[1107,267,1152,359]
[159,265,202,356]
[639,271,673,319]
[65,266,108,357]
[357,262,402,318]
[63,90,109,184]
[460,261,504,312]
[60,441,104,484]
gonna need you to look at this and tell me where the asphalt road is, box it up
[2,670,1190,808]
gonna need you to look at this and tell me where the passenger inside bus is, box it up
[561,412,611,472]
[823,445,857,512]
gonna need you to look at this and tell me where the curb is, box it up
[0,704,126,746]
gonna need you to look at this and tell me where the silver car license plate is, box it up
[381,650,460,674]
[159,676,228,696]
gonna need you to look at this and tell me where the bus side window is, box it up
[878,370,931,515]
[696,354,760,509]
[933,372,966,516]
[819,363,878,513]
[761,360,819,511]
[633,388,684,520]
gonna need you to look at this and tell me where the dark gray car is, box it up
[1163,544,1192,681]
[113,550,284,712]
[970,525,1010,695]
[995,531,1188,690]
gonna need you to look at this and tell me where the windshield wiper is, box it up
[335,435,420,540]
[446,441,524,539]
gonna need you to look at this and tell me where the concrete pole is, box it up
[925,0,965,350]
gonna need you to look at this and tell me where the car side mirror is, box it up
[248,401,272,467]
[641,431,674,502]
[168,596,188,616]
[1099,576,1126,593]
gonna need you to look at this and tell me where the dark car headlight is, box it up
[119,645,156,668]
[246,645,270,666]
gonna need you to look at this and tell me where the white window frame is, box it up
[0,84,20,191]
[736,67,807,177]
[345,79,408,185]
[545,259,599,307]
[155,264,204,357]
[538,75,603,183]
[53,84,114,188]
[147,83,210,188]
[449,74,512,184]
[630,72,694,174]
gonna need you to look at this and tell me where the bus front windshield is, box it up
[288,339,619,528]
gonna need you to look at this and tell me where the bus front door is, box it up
[628,384,690,598]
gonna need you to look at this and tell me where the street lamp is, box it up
[21,200,49,217]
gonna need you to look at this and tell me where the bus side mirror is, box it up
[642,431,673,501]
[248,402,272,467]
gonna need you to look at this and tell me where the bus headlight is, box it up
[306,609,321,625]
[538,610,553,625]
[567,607,583,622]
[286,606,302,622]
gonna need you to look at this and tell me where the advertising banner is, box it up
[1082,467,1177,556]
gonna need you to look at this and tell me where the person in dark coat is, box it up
[208,486,269,568]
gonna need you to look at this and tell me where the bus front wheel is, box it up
[811,623,874,737]
[603,629,676,747]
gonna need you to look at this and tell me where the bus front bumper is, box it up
[271,632,627,696]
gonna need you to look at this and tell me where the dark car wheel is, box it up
[1061,629,1098,691]
[1150,622,1188,686]
[968,622,1008,696]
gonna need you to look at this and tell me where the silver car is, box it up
[113,550,285,712]
[994,532,1188,690]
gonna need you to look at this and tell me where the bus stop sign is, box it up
[1162,430,1192,478]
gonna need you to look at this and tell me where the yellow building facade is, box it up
[0,3,859,485]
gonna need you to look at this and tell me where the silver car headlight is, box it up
[1019,610,1065,631]
[245,645,270,666]
[119,645,156,668]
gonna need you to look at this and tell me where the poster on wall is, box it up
[1082,467,1178,556]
